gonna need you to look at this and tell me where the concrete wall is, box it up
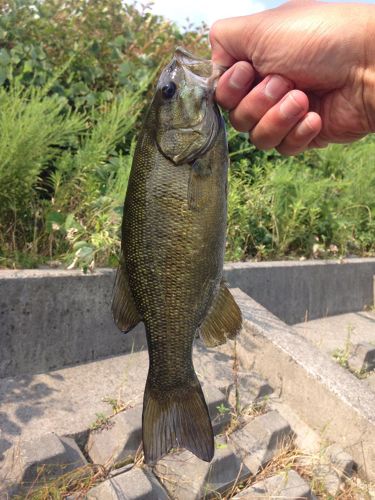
[0,269,146,379]
[224,258,375,324]
[1,258,374,378]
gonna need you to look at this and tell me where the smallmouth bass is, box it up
[112,48,242,464]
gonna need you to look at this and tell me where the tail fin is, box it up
[142,377,214,464]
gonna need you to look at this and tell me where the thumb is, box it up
[209,15,260,67]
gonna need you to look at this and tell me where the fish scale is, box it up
[112,48,242,464]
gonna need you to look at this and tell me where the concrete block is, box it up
[87,466,169,499]
[229,410,293,474]
[312,444,355,497]
[314,464,340,497]
[326,443,355,477]
[348,342,375,373]
[202,382,232,434]
[3,433,87,494]
[87,405,142,467]
[232,288,375,481]
[226,371,273,414]
[233,470,315,499]
[154,436,250,499]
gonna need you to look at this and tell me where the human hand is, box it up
[210,1,375,155]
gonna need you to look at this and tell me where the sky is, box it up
[149,0,375,28]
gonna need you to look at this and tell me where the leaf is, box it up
[0,48,10,66]
[46,211,65,232]
[72,240,88,250]
[0,67,8,86]
[23,59,34,74]
[64,213,82,231]
[75,246,94,259]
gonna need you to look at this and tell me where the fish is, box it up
[112,47,242,464]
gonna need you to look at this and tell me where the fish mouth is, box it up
[175,47,226,92]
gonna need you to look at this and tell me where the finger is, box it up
[276,112,322,155]
[229,75,294,132]
[250,90,309,150]
[215,62,255,110]
[308,137,330,149]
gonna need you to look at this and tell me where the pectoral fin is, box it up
[198,282,242,347]
[112,261,141,333]
[187,163,210,211]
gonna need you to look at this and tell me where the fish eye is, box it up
[161,81,177,99]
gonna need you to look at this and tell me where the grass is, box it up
[332,326,354,369]
[224,438,374,499]
[89,412,112,432]
[14,463,107,499]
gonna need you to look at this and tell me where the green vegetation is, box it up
[227,135,375,261]
[0,0,374,270]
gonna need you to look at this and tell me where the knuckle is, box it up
[209,20,225,43]
[249,132,275,150]
[276,144,301,156]
[229,104,256,132]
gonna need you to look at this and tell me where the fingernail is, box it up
[280,93,303,118]
[229,64,252,90]
[264,75,291,99]
[298,114,315,136]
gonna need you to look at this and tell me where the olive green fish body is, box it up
[112,48,242,463]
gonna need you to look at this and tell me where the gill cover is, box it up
[155,48,221,165]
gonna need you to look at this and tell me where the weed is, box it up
[16,463,106,499]
[332,325,354,369]
[216,403,231,415]
[102,397,129,415]
[89,413,112,432]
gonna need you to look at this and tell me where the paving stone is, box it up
[348,342,375,372]
[154,436,250,499]
[87,466,169,499]
[365,371,375,392]
[202,382,232,434]
[233,470,316,499]
[226,371,273,413]
[312,444,355,496]
[2,433,87,495]
[313,464,340,497]
[87,404,142,467]
[326,443,355,477]
[229,410,293,474]
[194,342,235,392]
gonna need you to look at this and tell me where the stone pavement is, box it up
[1,339,360,499]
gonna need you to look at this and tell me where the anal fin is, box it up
[198,281,242,347]
[112,261,141,333]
